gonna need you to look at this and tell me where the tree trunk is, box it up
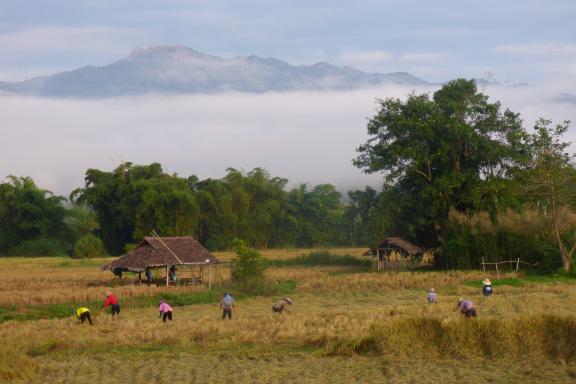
[550,180,573,272]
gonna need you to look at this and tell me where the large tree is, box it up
[71,163,200,255]
[354,79,528,246]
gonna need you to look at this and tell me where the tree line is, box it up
[1,79,574,272]
[0,166,370,257]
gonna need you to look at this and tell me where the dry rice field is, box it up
[1,249,575,383]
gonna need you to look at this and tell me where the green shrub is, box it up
[10,238,67,256]
[231,238,267,283]
[73,234,107,258]
[268,251,370,267]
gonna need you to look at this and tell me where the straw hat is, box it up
[458,297,464,303]
[428,287,435,293]
[284,298,293,304]
[483,278,491,285]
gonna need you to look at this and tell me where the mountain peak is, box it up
[127,45,208,60]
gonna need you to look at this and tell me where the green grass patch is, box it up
[464,274,576,288]
[267,251,370,268]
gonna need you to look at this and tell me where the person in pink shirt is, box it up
[159,300,173,323]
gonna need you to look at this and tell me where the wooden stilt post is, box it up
[209,263,212,290]
[138,272,141,285]
[376,248,380,272]
[166,265,169,286]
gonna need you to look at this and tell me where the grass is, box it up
[0,250,575,382]
[464,274,576,288]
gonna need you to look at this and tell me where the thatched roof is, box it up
[103,236,219,272]
[364,237,424,256]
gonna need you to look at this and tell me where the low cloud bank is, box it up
[0,82,574,196]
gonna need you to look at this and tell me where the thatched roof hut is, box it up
[364,237,425,272]
[364,237,424,257]
[103,236,219,273]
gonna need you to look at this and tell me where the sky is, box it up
[1,0,575,82]
[0,0,575,196]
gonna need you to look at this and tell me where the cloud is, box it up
[0,26,143,56]
[0,82,574,197]
[338,50,394,69]
[399,52,447,62]
[496,42,576,56]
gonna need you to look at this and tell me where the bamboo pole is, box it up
[151,230,184,264]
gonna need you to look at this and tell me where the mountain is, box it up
[0,45,429,98]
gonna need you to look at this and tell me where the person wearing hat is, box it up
[75,307,93,325]
[272,298,292,313]
[158,300,173,323]
[427,288,438,303]
[101,291,120,319]
[482,278,493,297]
[220,292,234,320]
[457,298,477,318]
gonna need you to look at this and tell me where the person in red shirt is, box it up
[102,291,120,319]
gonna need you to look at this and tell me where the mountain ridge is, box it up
[0,45,429,98]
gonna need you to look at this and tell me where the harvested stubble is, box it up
[1,253,576,383]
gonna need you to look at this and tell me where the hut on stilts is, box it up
[364,237,425,272]
[103,236,226,288]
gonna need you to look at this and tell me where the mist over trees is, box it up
[1,79,575,272]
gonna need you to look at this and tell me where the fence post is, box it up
[482,257,486,277]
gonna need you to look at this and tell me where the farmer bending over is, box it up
[272,298,292,313]
[221,293,234,320]
[75,307,93,325]
[159,300,173,323]
[457,298,477,318]
[102,291,120,319]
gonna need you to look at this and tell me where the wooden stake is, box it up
[482,257,486,277]
[166,265,169,286]
[209,263,212,290]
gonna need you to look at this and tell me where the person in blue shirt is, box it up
[145,268,153,286]
[220,293,234,319]
[482,278,493,297]
[427,288,438,303]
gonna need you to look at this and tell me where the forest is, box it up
[1,79,575,272]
